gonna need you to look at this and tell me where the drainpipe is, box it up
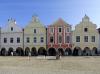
[0,27,1,51]
[46,28,48,55]
[22,29,24,55]
[98,28,100,55]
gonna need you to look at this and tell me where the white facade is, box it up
[1,18,23,52]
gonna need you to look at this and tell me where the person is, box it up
[56,52,60,60]
[11,52,13,56]
[28,52,31,60]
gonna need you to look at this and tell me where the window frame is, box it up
[76,36,80,42]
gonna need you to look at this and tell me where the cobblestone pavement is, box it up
[0,56,99,74]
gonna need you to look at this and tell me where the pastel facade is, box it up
[0,18,23,56]
[24,16,47,56]
[47,18,72,56]
[72,15,99,56]
[0,15,100,56]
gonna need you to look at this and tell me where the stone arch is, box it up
[65,48,72,56]
[58,48,64,56]
[1,48,7,56]
[8,47,13,56]
[38,47,47,56]
[83,47,91,56]
[31,47,37,56]
[48,48,56,56]
[92,47,98,56]
[25,47,30,56]
[16,47,24,56]
[73,47,82,56]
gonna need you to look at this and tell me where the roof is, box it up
[49,18,71,27]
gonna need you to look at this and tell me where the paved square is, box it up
[0,56,99,74]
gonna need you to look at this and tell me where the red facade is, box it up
[47,18,72,50]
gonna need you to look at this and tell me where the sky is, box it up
[0,0,100,29]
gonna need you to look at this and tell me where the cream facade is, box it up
[72,15,99,55]
[24,15,46,56]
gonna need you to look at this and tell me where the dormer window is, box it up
[50,28,54,33]
[67,27,70,32]
[34,29,36,33]
[11,27,13,31]
[58,27,62,32]
[84,28,88,32]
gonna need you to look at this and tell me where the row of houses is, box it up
[0,15,100,56]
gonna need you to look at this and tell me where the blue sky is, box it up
[0,0,100,29]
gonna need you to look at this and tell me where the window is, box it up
[50,28,54,33]
[34,37,37,43]
[4,38,7,43]
[26,37,30,43]
[67,27,70,32]
[10,38,13,43]
[58,35,62,43]
[66,36,70,43]
[76,36,80,42]
[41,37,44,43]
[84,36,88,42]
[11,27,13,31]
[34,29,36,33]
[58,27,62,32]
[84,28,88,32]
[50,36,54,43]
[91,36,95,42]
[17,37,20,43]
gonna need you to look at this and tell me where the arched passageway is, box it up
[92,47,98,56]
[48,48,56,56]
[38,47,47,56]
[8,47,13,56]
[1,48,6,56]
[16,47,24,56]
[31,47,37,56]
[73,47,82,56]
[65,48,72,56]
[83,47,91,56]
[58,48,64,56]
[25,47,30,56]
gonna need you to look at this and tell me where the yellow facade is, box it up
[72,15,99,50]
[24,16,46,51]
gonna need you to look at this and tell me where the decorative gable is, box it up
[1,18,22,33]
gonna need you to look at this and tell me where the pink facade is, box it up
[47,18,72,50]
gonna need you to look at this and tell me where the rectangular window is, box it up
[58,35,62,43]
[84,28,88,32]
[10,38,13,43]
[67,27,70,32]
[66,36,70,43]
[26,37,30,43]
[84,36,88,42]
[41,37,44,43]
[91,36,95,42]
[50,36,54,43]
[34,29,36,33]
[76,36,80,42]
[58,27,62,32]
[34,37,37,43]
[11,27,13,31]
[50,28,54,33]
[4,38,7,43]
[17,37,20,43]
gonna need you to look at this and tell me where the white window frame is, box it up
[50,27,54,33]
[58,27,62,33]
[66,27,70,32]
